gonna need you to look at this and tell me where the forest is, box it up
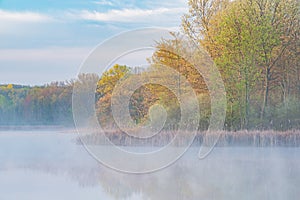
[0,83,73,126]
[0,0,299,131]
[97,0,300,131]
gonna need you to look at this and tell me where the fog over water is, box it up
[0,130,299,200]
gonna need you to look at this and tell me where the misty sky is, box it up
[0,0,187,85]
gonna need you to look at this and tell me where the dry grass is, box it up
[77,129,300,147]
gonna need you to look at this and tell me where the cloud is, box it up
[92,0,114,6]
[0,9,52,22]
[0,47,92,85]
[0,47,91,62]
[77,7,186,23]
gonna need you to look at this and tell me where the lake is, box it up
[0,130,299,200]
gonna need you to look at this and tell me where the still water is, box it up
[0,130,299,200]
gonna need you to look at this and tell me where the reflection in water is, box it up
[0,170,109,200]
[97,147,300,200]
[0,131,299,200]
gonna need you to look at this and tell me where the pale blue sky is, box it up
[0,0,188,85]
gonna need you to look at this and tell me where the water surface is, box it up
[0,130,299,200]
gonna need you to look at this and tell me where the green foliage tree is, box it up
[181,0,300,130]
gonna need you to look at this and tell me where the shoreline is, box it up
[78,129,300,147]
[0,127,299,147]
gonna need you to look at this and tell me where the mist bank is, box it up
[0,125,76,131]
[1,131,299,200]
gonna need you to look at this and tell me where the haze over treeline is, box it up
[0,83,73,126]
[0,0,299,131]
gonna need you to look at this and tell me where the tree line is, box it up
[96,0,300,131]
[1,0,299,131]
[0,82,73,126]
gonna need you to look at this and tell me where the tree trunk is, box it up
[261,67,270,121]
[244,64,250,129]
